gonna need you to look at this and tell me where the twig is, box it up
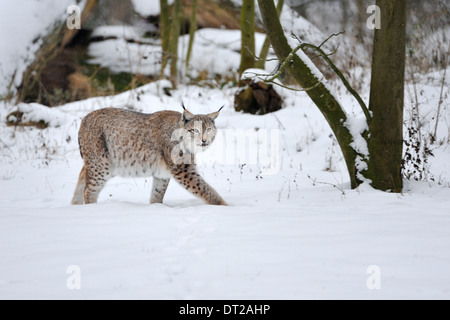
[242,70,321,92]
[272,112,286,130]
[309,43,341,61]
[307,174,345,195]
[407,63,422,141]
[245,45,280,63]
[246,31,371,123]
[0,138,12,152]
[291,31,344,50]
[267,79,321,92]
[298,42,372,123]
[318,31,345,49]
[265,43,305,82]
[433,43,449,142]
[276,32,372,123]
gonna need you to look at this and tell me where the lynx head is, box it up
[179,103,223,154]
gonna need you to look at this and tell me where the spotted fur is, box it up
[72,107,227,206]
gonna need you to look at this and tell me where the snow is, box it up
[131,0,175,17]
[89,39,162,75]
[0,0,86,97]
[1,0,450,301]
[1,69,450,298]
[91,25,141,42]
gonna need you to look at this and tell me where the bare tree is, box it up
[367,0,408,192]
[159,0,171,79]
[239,0,256,79]
[258,0,408,192]
[186,0,198,71]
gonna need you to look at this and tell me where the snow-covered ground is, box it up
[1,70,449,299]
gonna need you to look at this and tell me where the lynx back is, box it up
[72,105,227,206]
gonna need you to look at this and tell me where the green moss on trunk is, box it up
[239,0,256,80]
[367,0,407,192]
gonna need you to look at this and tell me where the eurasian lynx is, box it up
[71,105,227,206]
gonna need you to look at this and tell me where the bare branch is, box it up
[253,30,372,122]
[299,42,372,123]
[318,31,345,49]
[242,70,321,92]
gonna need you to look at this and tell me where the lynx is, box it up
[71,105,227,206]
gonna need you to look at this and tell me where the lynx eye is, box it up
[189,128,201,134]
[206,128,212,133]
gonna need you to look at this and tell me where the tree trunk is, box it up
[367,0,407,192]
[17,1,99,104]
[257,0,362,188]
[234,80,282,115]
[239,0,256,79]
[186,0,198,71]
[255,0,284,70]
[258,0,407,193]
[159,0,171,79]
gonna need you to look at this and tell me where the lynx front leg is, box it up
[150,177,170,204]
[171,164,227,206]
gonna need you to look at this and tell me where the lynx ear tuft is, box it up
[182,103,195,123]
[207,105,224,122]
